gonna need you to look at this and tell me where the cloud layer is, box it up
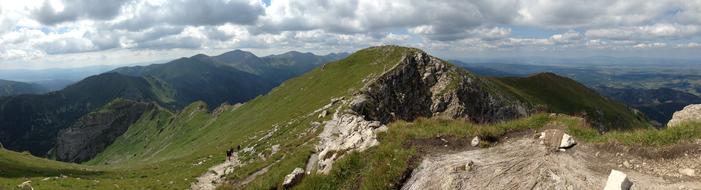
[1,0,700,68]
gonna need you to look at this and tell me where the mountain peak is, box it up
[190,54,210,60]
[218,49,258,58]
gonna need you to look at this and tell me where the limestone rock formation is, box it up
[55,100,157,163]
[668,104,701,127]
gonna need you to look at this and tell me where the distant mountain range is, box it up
[0,79,47,97]
[0,49,347,156]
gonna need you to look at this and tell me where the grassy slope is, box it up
[488,73,650,130]
[0,46,410,189]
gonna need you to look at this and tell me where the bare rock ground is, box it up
[402,137,701,190]
[191,153,240,190]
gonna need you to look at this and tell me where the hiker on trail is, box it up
[226,148,233,161]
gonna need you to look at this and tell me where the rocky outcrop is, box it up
[668,104,701,127]
[308,47,530,174]
[55,99,156,163]
[350,49,528,124]
[314,112,387,174]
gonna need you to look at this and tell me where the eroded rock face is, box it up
[668,104,701,127]
[351,50,528,124]
[55,100,156,163]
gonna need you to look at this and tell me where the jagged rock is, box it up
[679,168,696,177]
[55,100,156,163]
[471,136,480,147]
[282,168,305,188]
[349,49,528,124]
[559,133,576,149]
[17,180,32,190]
[668,104,701,127]
[604,169,633,190]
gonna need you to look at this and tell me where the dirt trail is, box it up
[402,137,701,190]
[191,153,240,190]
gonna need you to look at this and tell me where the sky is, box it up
[0,0,700,70]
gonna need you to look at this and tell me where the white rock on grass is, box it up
[282,168,305,188]
[17,180,33,190]
[471,136,480,147]
[604,169,633,190]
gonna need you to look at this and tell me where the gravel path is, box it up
[191,153,239,190]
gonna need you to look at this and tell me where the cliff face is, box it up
[55,99,156,163]
[350,49,528,124]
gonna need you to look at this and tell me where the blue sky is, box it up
[0,0,700,69]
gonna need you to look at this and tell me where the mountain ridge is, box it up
[0,79,47,97]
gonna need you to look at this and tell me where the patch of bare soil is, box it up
[593,139,701,182]
[402,135,701,190]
